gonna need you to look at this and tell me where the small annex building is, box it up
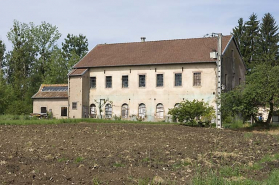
[32,84,68,119]
[32,35,246,121]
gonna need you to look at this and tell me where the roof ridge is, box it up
[98,35,232,46]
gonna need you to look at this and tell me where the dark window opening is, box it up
[122,75,128,88]
[61,107,67,116]
[90,77,96,88]
[41,107,47,113]
[72,102,77,109]
[175,73,182,86]
[139,75,146,87]
[106,76,112,88]
[156,74,163,87]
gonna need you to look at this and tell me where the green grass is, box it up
[75,156,84,163]
[113,162,125,167]
[192,153,279,185]
[57,157,68,162]
[243,132,253,140]
[0,114,179,125]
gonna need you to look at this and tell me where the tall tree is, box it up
[0,40,5,78]
[6,20,36,102]
[243,13,260,69]
[62,33,88,69]
[257,13,279,66]
[44,47,78,84]
[232,18,245,54]
[232,13,260,69]
[5,20,62,114]
[32,22,61,84]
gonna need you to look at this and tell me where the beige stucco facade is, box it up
[68,63,219,121]
[68,70,90,118]
[33,99,68,119]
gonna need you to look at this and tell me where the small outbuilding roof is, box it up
[73,35,233,68]
[32,84,68,99]
[68,68,88,76]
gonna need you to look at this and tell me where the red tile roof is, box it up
[74,35,233,68]
[32,84,68,99]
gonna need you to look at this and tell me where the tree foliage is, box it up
[226,13,279,125]
[232,13,260,69]
[168,100,215,125]
[1,20,88,114]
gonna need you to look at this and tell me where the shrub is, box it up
[168,99,215,125]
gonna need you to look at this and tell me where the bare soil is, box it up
[0,123,278,184]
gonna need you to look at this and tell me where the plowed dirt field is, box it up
[0,123,278,184]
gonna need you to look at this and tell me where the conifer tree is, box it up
[232,18,245,54]
[257,13,279,67]
[243,13,260,69]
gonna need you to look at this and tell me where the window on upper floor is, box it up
[175,73,182,86]
[72,102,77,110]
[106,76,112,88]
[139,75,146,87]
[90,77,96,88]
[193,72,201,86]
[122,75,128,88]
[156,74,163,87]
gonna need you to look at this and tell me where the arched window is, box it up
[105,104,112,118]
[90,104,97,118]
[138,103,146,118]
[174,103,180,108]
[121,104,129,118]
[156,103,164,118]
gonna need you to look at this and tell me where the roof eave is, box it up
[74,61,216,69]
[32,97,68,99]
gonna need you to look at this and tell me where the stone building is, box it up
[33,35,246,121]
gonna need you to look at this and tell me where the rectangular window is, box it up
[175,73,182,86]
[193,72,201,86]
[72,102,77,109]
[90,77,96,88]
[106,76,112,88]
[156,74,163,87]
[225,74,227,88]
[139,75,146,87]
[61,107,67,116]
[122,75,128,88]
[41,107,47,113]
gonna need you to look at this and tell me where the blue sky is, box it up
[1,0,278,51]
